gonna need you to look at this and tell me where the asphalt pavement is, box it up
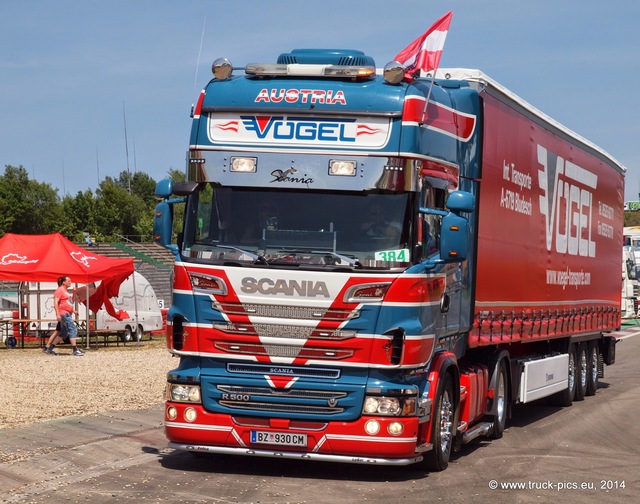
[2,325,639,503]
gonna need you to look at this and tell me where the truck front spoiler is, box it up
[168,442,424,466]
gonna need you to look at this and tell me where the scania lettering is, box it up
[155,49,624,471]
[240,277,330,297]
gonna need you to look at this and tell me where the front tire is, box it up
[423,373,455,472]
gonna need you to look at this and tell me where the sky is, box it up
[1,0,639,201]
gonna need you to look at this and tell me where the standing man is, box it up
[49,276,84,356]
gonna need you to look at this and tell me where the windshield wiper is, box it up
[217,245,269,266]
[279,249,363,268]
[318,250,363,268]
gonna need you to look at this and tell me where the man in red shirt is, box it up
[44,275,84,356]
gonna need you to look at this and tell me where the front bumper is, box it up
[165,402,428,466]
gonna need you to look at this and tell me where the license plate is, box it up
[250,430,307,447]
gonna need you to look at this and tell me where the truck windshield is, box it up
[182,185,414,269]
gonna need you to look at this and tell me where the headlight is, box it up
[167,383,202,403]
[230,156,257,172]
[328,159,357,176]
[363,397,381,414]
[363,395,417,417]
[378,397,401,415]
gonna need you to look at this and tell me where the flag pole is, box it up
[421,70,438,125]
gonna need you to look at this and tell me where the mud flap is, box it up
[602,336,616,366]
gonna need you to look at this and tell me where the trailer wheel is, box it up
[586,341,600,396]
[422,372,454,472]
[121,325,134,342]
[134,324,144,342]
[549,343,576,407]
[490,360,508,439]
[574,343,588,401]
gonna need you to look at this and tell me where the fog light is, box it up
[364,419,380,435]
[167,406,178,421]
[387,421,404,436]
[184,407,197,423]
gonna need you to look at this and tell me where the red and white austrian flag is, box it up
[394,11,453,77]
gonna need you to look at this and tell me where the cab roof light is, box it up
[245,63,376,80]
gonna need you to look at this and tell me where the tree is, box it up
[130,171,158,207]
[624,211,640,227]
[114,170,158,206]
[0,165,62,235]
[60,190,99,241]
[94,177,149,241]
[0,163,173,242]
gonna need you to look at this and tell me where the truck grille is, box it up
[202,370,364,420]
[227,363,341,379]
[219,385,347,400]
[213,322,356,341]
[213,301,358,321]
[217,385,348,415]
[219,401,344,415]
[214,342,354,359]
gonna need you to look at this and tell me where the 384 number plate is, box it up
[250,430,307,447]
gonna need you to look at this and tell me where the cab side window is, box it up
[420,182,447,258]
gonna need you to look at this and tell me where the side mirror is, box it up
[153,201,173,248]
[173,181,200,196]
[440,212,470,261]
[155,179,199,199]
[419,190,474,265]
[155,179,173,199]
[446,190,475,213]
[439,191,474,262]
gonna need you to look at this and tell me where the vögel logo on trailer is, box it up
[537,144,597,258]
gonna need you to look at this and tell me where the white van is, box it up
[20,271,163,342]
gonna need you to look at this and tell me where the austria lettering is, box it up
[255,88,346,105]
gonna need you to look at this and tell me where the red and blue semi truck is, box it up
[153,49,625,470]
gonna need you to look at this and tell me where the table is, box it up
[2,319,135,349]
[1,319,57,348]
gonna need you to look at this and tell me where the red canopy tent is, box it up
[0,232,134,322]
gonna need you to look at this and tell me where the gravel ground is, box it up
[0,340,175,430]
